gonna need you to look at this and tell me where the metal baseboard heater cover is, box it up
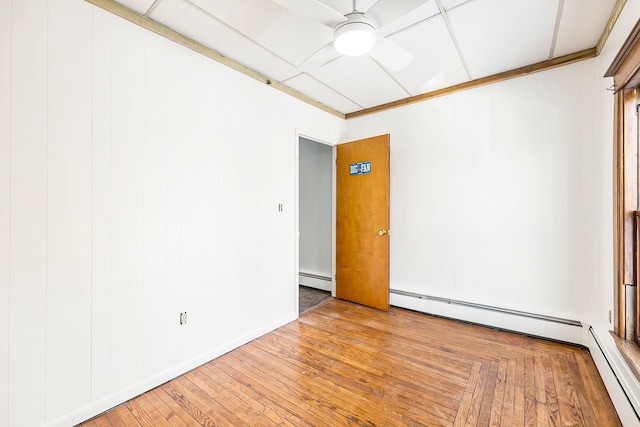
[390,289,582,327]
[589,326,640,422]
[299,272,332,282]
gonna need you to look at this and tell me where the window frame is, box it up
[606,19,640,343]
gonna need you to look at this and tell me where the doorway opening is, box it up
[298,136,335,313]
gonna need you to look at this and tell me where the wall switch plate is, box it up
[180,312,187,325]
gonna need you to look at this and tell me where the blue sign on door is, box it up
[350,161,371,176]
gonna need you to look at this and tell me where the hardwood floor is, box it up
[80,299,620,426]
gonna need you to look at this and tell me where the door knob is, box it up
[378,229,389,236]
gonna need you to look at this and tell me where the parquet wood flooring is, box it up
[80,299,620,426]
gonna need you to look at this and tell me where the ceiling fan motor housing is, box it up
[333,12,376,56]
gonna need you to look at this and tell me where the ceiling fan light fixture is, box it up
[334,13,376,56]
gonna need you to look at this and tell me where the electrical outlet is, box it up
[180,311,187,325]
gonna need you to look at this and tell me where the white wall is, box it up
[346,59,601,323]
[0,1,344,426]
[299,138,333,282]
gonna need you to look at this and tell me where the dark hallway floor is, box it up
[299,285,331,313]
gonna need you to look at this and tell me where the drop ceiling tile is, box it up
[316,0,378,15]
[116,0,156,14]
[150,0,298,81]
[189,0,332,67]
[553,0,616,57]
[385,15,468,95]
[447,0,558,78]
[284,73,362,113]
[309,55,409,108]
[379,1,440,36]
[441,0,473,10]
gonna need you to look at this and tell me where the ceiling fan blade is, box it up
[271,0,347,27]
[298,43,340,72]
[365,0,429,29]
[368,36,413,71]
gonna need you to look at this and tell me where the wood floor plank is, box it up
[478,360,500,425]
[79,299,621,427]
[245,340,455,426]
[214,352,330,426]
[492,357,512,426]
[465,361,492,426]
[534,355,550,427]
[523,356,537,427]
[185,368,283,426]
[300,309,476,378]
[541,355,561,426]
[294,314,472,392]
[124,395,172,427]
[453,362,483,426]
[551,353,585,426]
[146,387,202,426]
[170,375,249,425]
[566,351,601,427]
[103,406,141,427]
[264,323,464,411]
[199,362,306,426]
[572,349,622,426]
[489,359,508,426]
[512,356,526,426]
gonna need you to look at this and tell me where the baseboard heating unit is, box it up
[587,326,640,425]
[299,271,332,291]
[299,271,332,282]
[390,289,582,327]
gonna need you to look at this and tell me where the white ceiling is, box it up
[115,0,617,115]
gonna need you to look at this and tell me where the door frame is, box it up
[294,130,337,315]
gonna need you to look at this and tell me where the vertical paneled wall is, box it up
[0,0,10,424]
[46,0,93,421]
[90,3,113,402]
[9,0,49,425]
[0,1,345,426]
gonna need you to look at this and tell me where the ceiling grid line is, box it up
[548,0,564,59]
[374,60,413,97]
[306,72,367,109]
[182,0,300,69]
[145,0,163,16]
[434,0,472,80]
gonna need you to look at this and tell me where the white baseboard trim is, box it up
[46,312,298,427]
[299,269,332,292]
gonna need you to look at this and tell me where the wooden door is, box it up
[336,134,390,311]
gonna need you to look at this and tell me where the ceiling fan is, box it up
[273,0,428,71]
